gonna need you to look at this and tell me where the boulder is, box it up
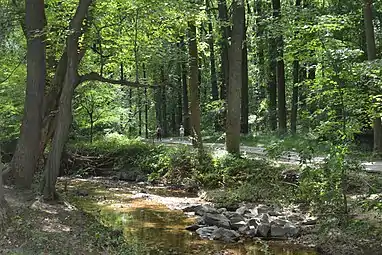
[258,213,270,223]
[257,223,270,237]
[217,208,227,214]
[247,218,260,228]
[231,220,247,231]
[203,213,231,229]
[245,226,258,237]
[196,226,218,239]
[224,212,246,230]
[270,220,299,238]
[254,204,271,215]
[211,228,240,242]
[181,204,217,216]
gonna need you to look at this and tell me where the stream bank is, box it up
[62,177,317,255]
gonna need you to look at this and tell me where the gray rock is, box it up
[287,213,304,222]
[185,224,204,231]
[258,213,270,223]
[181,204,217,216]
[238,225,250,234]
[270,224,289,237]
[231,220,247,231]
[211,227,240,242]
[203,213,231,229]
[247,218,260,228]
[285,222,299,237]
[244,213,258,219]
[270,220,299,238]
[257,223,270,237]
[236,206,251,215]
[217,208,227,214]
[255,204,271,215]
[196,205,218,216]
[196,226,218,239]
[245,226,258,237]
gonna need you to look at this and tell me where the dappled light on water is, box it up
[63,179,316,255]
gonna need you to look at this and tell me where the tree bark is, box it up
[226,0,244,155]
[143,64,149,138]
[272,0,287,134]
[206,0,219,101]
[364,0,382,152]
[218,0,230,101]
[181,37,190,136]
[42,0,93,201]
[241,6,249,134]
[11,0,46,189]
[0,152,10,228]
[268,39,277,131]
[188,22,203,150]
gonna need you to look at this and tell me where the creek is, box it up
[64,178,317,255]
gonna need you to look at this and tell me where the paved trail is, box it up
[153,138,382,174]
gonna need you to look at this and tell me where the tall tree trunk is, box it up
[181,37,190,136]
[176,52,183,130]
[206,0,218,101]
[188,22,203,149]
[268,39,277,131]
[160,68,167,137]
[42,0,93,201]
[226,0,244,154]
[11,0,46,188]
[241,6,249,134]
[218,0,229,101]
[290,0,302,135]
[272,0,287,134]
[143,64,149,138]
[364,0,382,152]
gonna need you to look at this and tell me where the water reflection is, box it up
[66,179,316,255]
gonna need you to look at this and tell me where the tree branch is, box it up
[79,72,158,88]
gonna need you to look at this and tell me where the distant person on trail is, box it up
[179,125,185,141]
[156,125,162,141]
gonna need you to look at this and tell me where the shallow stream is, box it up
[64,178,317,255]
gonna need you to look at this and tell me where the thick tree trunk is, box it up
[42,0,93,201]
[11,0,46,188]
[188,22,203,150]
[226,0,244,155]
[364,0,382,152]
[160,68,167,137]
[241,7,249,135]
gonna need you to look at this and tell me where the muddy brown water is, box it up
[64,179,317,255]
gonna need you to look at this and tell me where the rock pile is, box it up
[182,204,316,242]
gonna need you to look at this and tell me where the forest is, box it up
[0,0,382,254]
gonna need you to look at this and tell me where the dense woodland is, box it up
[1,0,382,254]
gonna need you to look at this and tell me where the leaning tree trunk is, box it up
[188,22,203,150]
[226,0,244,155]
[42,0,93,201]
[11,0,46,189]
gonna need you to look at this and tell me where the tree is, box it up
[188,22,203,150]
[241,4,249,134]
[42,0,93,200]
[0,151,10,227]
[226,0,244,154]
[272,0,287,134]
[11,0,46,188]
[364,0,382,153]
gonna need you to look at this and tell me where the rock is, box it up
[217,208,227,214]
[238,225,250,234]
[270,224,289,237]
[254,204,270,215]
[211,228,240,242]
[230,220,247,231]
[270,220,299,238]
[287,213,305,222]
[247,218,260,228]
[245,226,258,237]
[181,204,217,216]
[196,226,218,239]
[244,213,258,219]
[135,174,147,182]
[182,204,203,212]
[203,213,231,229]
[257,223,270,237]
[258,213,270,223]
[185,224,204,231]
[224,212,245,224]
[302,219,317,225]
[236,206,251,215]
